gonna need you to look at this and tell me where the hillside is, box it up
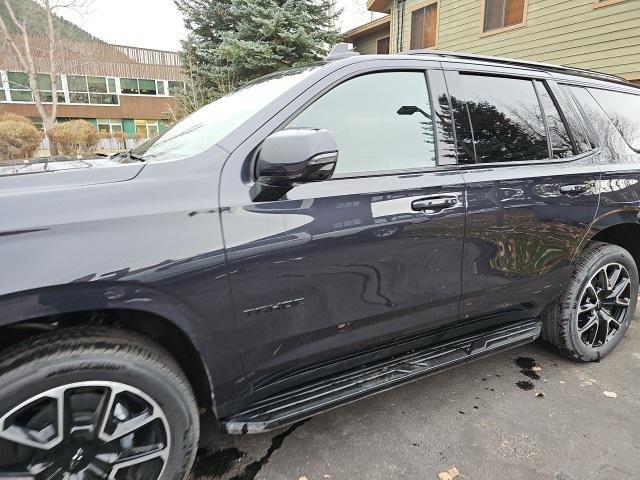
[0,0,100,42]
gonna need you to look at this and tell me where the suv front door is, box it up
[219,62,466,405]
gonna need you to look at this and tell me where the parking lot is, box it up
[193,308,640,480]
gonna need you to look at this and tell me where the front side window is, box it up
[287,71,436,175]
[451,74,548,163]
[410,3,438,49]
[483,0,526,33]
[589,88,640,151]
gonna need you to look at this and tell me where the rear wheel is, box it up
[543,241,638,361]
[0,328,199,480]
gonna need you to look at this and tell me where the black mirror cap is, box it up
[251,129,338,202]
[256,128,338,184]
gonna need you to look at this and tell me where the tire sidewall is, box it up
[566,247,638,360]
[0,351,196,480]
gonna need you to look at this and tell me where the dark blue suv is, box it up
[1,50,639,479]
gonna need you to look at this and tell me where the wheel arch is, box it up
[0,282,216,414]
[577,214,640,273]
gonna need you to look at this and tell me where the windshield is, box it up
[132,65,323,162]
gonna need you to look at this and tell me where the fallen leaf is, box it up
[438,465,460,479]
[535,392,545,398]
[603,391,618,398]
[532,366,542,372]
[299,477,309,480]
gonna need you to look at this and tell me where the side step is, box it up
[222,320,541,434]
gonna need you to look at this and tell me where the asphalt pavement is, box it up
[192,307,640,480]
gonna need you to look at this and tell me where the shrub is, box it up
[0,112,34,125]
[0,120,42,162]
[49,120,99,155]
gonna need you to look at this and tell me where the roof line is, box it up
[404,49,636,87]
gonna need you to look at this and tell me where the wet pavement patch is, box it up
[516,380,535,391]
[192,447,245,478]
[229,421,307,480]
[515,356,540,380]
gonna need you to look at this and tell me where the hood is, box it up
[0,155,145,190]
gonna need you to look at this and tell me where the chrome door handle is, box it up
[559,183,590,195]
[411,196,458,212]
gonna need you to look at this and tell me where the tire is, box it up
[542,241,638,362]
[0,327,199,480]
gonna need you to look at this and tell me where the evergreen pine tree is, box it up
[175,0,341,102]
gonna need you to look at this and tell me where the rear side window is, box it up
[568,86,629,156]
[534,81,573,159]
[452,74,548,163]
[589,88,640,152]
[288,72,436,175]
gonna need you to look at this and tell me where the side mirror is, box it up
[251,128,338,201]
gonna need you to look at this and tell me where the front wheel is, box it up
[0,328,199,480]
[542,241,638,361]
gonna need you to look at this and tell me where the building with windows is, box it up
[0,36,186,138]
[343,0,640,85]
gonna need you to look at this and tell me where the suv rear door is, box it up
[218,60,466,403]
[443,63,600,326]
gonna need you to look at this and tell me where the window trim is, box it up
[480,0,529,37]
[408,0,440,50]
[593,0,626,8]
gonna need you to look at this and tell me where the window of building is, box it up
[588,88,640,151]
[168,81,186,96]
[7,72,32,102]
[122,78,163,95]
[451,74,548,163]
[5,72,64,103]
[483,0,526,33]
[533,81,574,159]
[36,73,65,103]
[97,119,124,134]
[67,75,118,105]
[410,3,438,49]
[287,71,436,175]
[135,119,160,139]
[377,37,390,54]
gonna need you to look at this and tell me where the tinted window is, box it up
[534,81,573,158]
[552,85,594,153]
[568,86,629,158]
[288,72,436,175]
[452,74,548,163]
[589,88,640,151]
